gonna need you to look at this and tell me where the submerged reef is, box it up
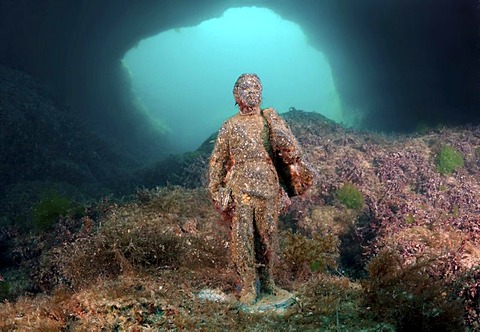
[1,108,480,330]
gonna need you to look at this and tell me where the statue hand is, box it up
[280,187,291,213]
[217,187,233,212]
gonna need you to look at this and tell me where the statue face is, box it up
[233,74,262,112]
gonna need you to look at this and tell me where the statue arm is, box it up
[263,108,314,196]
[263,108,302,163]
[208,121,232,212]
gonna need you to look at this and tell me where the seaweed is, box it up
[280,230,339,282]
[31,191,72,231]
[362,250,464,331]
[435,145,464,175]
[335,183,364,211]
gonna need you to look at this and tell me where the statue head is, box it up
[233,73,262,115]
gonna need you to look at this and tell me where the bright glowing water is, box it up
[123,7,342,152]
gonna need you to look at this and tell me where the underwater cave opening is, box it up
[122,6,343,153]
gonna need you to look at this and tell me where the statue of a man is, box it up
[208,73,312,305]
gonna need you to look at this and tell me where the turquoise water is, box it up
[123,7,343,153]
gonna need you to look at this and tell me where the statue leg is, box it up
[231,193,257,304]
[253,196,279,295]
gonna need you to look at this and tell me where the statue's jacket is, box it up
[208,108,313,216]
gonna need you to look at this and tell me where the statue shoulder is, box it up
[219,116,237,131]
[217,114,242,138]
[262,108,287,128]
[262,107,278,118]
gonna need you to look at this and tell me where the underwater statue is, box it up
[208,73,313,306]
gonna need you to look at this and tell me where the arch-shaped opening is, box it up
[122,6,343,153]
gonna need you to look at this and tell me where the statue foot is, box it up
[239,290,257,305]
[261,278,276,295]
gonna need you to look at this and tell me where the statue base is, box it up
[240,288,297,314]
[197,287,297,314]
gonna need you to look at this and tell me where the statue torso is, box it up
[224,113,279,199]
